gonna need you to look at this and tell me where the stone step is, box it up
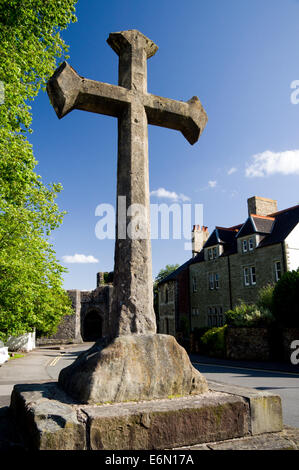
[10,380,283,450]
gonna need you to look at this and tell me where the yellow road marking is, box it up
[48,356,61,367]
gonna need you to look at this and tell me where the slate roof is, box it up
[202,227,238,256]
[236,215,275,238]
[258,204,299,247]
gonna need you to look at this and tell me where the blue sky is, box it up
[30,0,299,290]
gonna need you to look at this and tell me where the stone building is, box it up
[37,272,113,345]
[158,196,299,335]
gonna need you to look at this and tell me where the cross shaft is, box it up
[47,29,208,338]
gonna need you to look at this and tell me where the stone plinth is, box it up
[58,334,208,404]
[10,380,283,450]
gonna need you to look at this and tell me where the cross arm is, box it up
[47,62,130,119]
[143,94,208,145]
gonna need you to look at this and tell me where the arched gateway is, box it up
[82,310,102,342]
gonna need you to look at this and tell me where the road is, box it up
[192,358,299,428]
[1,342,299,428]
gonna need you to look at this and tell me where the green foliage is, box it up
[153,264,180,316]
[0,0,77,132]
[103,272,114,284]
[225,302,274,328]
[257,283,275,311]
[272,270,299,327]
[200,326,227,358]
[0,1,77,341]
[154,264,180,285]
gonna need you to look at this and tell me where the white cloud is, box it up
[227,167,237,175]
[62,254,99,264]
[246,150,299,177]
[208,180,217,188]
[150,187,190,202]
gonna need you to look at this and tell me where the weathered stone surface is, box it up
[10,381,288,450]
[208,380,283,435]
[10,382,86,450]
[85,392,249,450]
[47,30,207,339]
[282,328,299,361]
[176,427,299,450]
[59,334,208,404]
[226,327,271,361]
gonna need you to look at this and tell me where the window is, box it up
[243,266,256,286]
[275,261,282,282]
[249,238,254,251]
[209,273,214,290]
[214,273,219,289]
[242,240,248,253]
[192,276,197,293]
[243,267,250,286]
[213,247,218,259]
[208,248,213,260]
[250,266,256,285]
[208,306,224,327]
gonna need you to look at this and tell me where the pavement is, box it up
[1,343,299,450]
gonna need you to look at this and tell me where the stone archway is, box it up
[82,310,103,342]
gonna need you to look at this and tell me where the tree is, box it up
[154,264,180,285]
[0,1,77,341]
[272,270,299,327]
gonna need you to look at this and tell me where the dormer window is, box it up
[207,246,218,260]
[242,240,248,253]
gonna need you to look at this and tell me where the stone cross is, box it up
[47,30,207,339]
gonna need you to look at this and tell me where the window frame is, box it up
[242,239,248,253]
[214,273,219,289]
[243,267,250,286]
[192,276,197,293]
[274,261,282,282]
[209,273,214,290]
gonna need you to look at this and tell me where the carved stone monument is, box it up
[10,30,284,451]
[47,29,208,403]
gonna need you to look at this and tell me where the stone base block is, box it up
[10,381,283,450]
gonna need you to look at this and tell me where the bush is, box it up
[257,284,274,311]
[226,302,274,328]
[272,270,299,327]
[200,326,227,358]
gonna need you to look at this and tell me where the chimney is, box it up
[247,196,277,217]
[192,225,209,257]
[96,272,105,287]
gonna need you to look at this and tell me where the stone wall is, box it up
[189,255,231,329]
[282,328,299,362]
[37,290,82,345]
[189,242,285,330]
[158,281,176,335]
[229,243,283,307]
[226,327,271,361]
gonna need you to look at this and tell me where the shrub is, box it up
[257,284,274,311]
[272,270,299,327]
[200,326,227,358]
[226,302,274,328]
